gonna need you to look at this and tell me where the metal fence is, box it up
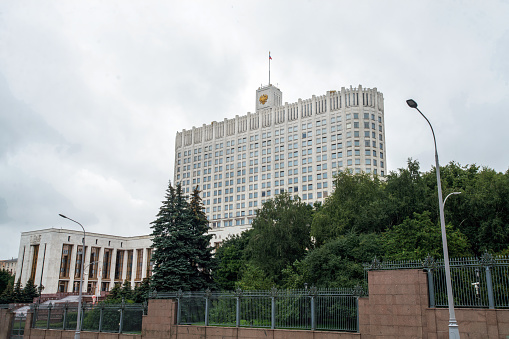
[150,287,363,332]
[32,302,146,333]
[11,314,26,339]
[364,253,509,309]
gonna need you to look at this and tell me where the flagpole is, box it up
[269,51,271,85]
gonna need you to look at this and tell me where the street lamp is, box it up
[444,192,462,206]
[406,99,460,339]
[59,214,85,339]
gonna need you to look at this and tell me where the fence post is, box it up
[270,286,277,330]
[480,252,495,309]
[32,304,38,329]
[235,288,242,328]
[423,255,436,308]
[46,302,52,329]
[205,289,210,326]
[62,302,67,330]
[356,297,359,333]
[33,304,38,328]
[427,269,435,308]
[80,302,85,331]
[119,299,125,333]
[98,304,104,332]
[310,286,317,331]
[353,285,365,333]
[485,266,495,309]
[177,289,182,325]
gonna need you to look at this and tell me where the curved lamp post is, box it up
[59,214,85,339]
[406,99,460,339]
[444,192,462,207]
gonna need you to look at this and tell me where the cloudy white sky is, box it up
[1,1,508,259]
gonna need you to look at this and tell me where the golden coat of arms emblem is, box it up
[259,94,268,105]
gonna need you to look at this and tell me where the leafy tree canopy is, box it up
[382,211,472,260]
[311,172,389,245]
[247,193,314,286]
[283,232,383,289]
[213,231,252,291]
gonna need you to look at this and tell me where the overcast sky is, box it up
[1,1,508,259]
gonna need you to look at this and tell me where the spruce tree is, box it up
[120,280,133,300]
[189,186,216,290]
[106,283,122,302]
[22,278,39,303]
[0,281,14,304]
[0,269,14,295]
[13,278,23,303]
[150,182,214,291]
[133,278,150,303]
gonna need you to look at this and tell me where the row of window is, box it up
[178,133,385,168]
[178,112,383,159]
[177,143,384,178]
[181,155,383,186]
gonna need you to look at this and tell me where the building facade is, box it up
[0,258,17,275]
[15,228,153,295]
[174,84,386,246]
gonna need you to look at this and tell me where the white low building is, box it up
[15,228,153,295]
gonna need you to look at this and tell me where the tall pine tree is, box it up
[189,186,216,289]
[13,278,23,303]
[150,182,215,291]
[22,278,39,303]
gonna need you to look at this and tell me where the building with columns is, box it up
[174,84,386,246]
[14,228,153,295]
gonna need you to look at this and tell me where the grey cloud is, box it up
[0,73,65,157]
[0,197,10,223]
[492,30,509,83]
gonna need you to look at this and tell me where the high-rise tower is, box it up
[175,84,385,246]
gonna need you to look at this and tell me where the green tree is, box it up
[106,283,122,302]
[382,211,472,260]
[283,232,383,289]
[385,159,432,226]
[236,263,274,290]
[13,278,23,303]
[247,193,313,285]
[213,231,252,291]
[419,163,509,255]
[132,278,150,303]
[22,278,38,303]
[0,269,14,296]
[311,172,389,245]
[120,280,133,300]
[188,187,216,289]
[0,280,14,304]
[150,182,215,291]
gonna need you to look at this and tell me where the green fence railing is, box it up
[364,253,509,309]
[150,287,364,332]
[31,301,146,333]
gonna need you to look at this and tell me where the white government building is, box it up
[13,83,386,295]
[174,84,386,246]
[14,228,153,295]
